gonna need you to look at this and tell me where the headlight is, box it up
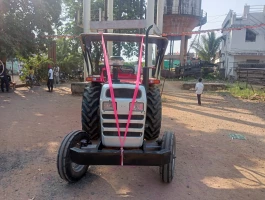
[130,102,144,112]
[102,101,116,111]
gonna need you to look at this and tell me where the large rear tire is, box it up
[81,83,101,139]
[160,131,176,183]
[57,130,89,183]
[144,86,162,140]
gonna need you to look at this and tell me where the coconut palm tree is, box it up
[192,32,223,63]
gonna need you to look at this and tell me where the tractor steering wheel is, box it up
[119,65,135,74]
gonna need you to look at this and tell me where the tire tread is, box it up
[81,83,101,139]
[145,86,161,140]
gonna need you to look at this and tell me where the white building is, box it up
[220,5,265,79]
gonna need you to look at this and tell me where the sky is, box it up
[171,0,265,53]
[201,0,265,30]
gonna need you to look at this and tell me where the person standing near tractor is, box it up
[195,78,204,106]
[47,65,54,92]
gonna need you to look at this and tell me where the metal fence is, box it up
[164,6,205,17]
[236,67,265,85]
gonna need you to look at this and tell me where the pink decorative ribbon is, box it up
[101,34,144,165]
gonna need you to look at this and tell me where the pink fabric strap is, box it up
[101,34,144,165]
[101,34,122,146]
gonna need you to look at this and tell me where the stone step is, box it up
[71,82,90,95]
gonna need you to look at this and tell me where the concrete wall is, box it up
[226,56,235,77]
[6,61,21,74]
[222,10,233,28]
[230,31,265,52]
[71,82,90,95]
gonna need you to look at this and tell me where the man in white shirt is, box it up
[195,78,204,105]
[47,65,54,92]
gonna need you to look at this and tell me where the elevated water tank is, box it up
[163,0,207,38]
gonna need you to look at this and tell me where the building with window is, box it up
[220,5,265,79]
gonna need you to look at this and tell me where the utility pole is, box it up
[107,0,113,56]
[104,0,108,23]
[146,0,155,77]
[83,0,91,80]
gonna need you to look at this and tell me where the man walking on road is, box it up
[195,78,204,106]
[47,65,54,92]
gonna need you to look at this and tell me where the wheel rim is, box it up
[71,162,85,172]
[71,140,86,173]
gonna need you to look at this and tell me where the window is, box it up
[245,29,256,42]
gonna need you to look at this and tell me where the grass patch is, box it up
[227,82,265,101]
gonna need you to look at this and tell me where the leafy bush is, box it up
[19,55,54,82]
[227,82,265,101]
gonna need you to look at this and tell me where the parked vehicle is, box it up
[57,27,176,184]
[25,75,40,88]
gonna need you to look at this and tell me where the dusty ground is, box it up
[0,81,265,200]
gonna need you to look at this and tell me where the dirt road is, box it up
[0,82,265,200]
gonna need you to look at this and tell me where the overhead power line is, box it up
[41,23,265,38]
[162,23,265,36]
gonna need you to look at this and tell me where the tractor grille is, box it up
[103,131,142,137]
[103,123,143,128]
[106,88,141,98]
[102,114,144,120]
[100,84,147,147]
[102,114,144,138]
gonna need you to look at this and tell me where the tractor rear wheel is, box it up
[81,83,101,139]
[57,130,90,183]
[144,86,161,140]
[160,131,176,183]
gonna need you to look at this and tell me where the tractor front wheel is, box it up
[160,131,176,183]
[57,130,89,183]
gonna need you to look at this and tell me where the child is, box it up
[29,66,34,79]
[195,78,204,105]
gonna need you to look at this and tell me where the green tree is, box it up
[113,0,146,58]
[192,32,222,63]
[57,0,101,74]
[56,0,146,75]
[61,0,145,58]
[56,37,83,75]
[0,0,62,60]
